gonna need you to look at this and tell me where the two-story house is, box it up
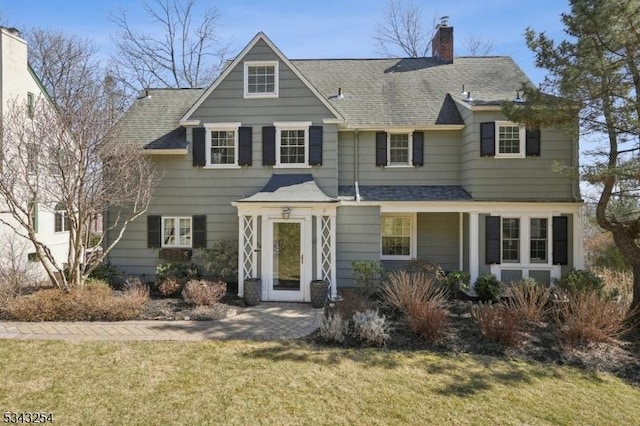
[0,27,69,279]
[108,25,583,302]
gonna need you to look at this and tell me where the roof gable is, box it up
[181,32,343,124]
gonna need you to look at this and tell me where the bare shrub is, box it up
[503,279,550,325]
[320,312,348,343]
[555,292,633,349]
[402,259,446,282]
[123,278,150,303]
[4,285,147,321]
[382,271,447,314]
[406,300,449,343]
[337,289,375,319]
[592,267,633,304]
[352,309,390,346]
[182,279,226,306]
[158,278,182,298]
[470,303,524,348]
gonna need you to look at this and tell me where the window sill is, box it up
[274,164,312,169]
[380,255,413,261]
[494,155,525,159]
[384,165,415,169]
[244,93,278,99]
[203,165,242,169]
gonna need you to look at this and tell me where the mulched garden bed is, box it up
[305,299,640,387]
[140,293,246,321]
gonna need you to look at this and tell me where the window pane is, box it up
[248,65,276,94]
[179,218,191,246]
[389,134,409,164]
[502,218,520,262]
[498,125,520,154]
[530,218,548,262]
[163,218,175,246]
[381,216,411,256]
[210,130,235,164]
[280,129,306,164]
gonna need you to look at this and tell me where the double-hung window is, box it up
[502,218,520,263]
[530,218,548,263]
[205,123,240,167]
[54,203,69,233]
[380,214,415,259]
[275,122,310,167]
[388,133,412,166]
[162,217,192,247]
[500,217,549,264]
[244,61,278,98]
[495,121,525,158]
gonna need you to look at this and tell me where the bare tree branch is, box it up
[110,0,230,92]
[373,0,435,57]
[462,34,494,56]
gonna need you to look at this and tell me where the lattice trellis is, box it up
[320,216,332,283]
[242,216,255,279]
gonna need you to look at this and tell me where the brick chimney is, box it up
[431,17,453,64]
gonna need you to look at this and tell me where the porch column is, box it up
[469,212,479,284]
[316,214,337,299]
[238,214,258,297]
[573,208,585,269]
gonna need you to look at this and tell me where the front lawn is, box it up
[0,340,638,425]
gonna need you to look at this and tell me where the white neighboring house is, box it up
[0,27,69,280]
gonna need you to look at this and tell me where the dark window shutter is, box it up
[238,126,252,166]
[486,216,501,264]
[480,122,496,157]
[147,215,161,248]
[526,128,541,156]
[412,131,424,166]
[375,132,387,166]
[192,215,207,249]
[192,127,206,166]
[309,125,323,166]
[553,216,569,265]
[262,126,276,166]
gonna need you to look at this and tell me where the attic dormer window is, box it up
[244,61,278,98]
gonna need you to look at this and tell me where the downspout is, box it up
[354,130,361,202]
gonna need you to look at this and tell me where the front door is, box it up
[270,220,304,301]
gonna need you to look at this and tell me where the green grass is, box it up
[0,340,638,425]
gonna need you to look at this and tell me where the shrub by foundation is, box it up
[182,279,226,306]
[405,300,449,343]
[471,303,524,348]
[352,309,390,346]
[382,271,447,314]
[503,278,550,325]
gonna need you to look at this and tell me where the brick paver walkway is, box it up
[0,303,323,342]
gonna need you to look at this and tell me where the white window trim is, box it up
[495,121,526,159]
[386,130,414,167]
[161,216,193,248]
[244,61,279,98]
[54,208,69,233]
[500,214,552,266]
[203,122,241,169]
[380,213,417,260]
[274,121,312,168]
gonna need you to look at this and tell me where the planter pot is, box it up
[310,280,329,308]
[243,278,261,306]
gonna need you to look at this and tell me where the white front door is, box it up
[266,219,308,301]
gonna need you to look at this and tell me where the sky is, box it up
[0,0,571,86]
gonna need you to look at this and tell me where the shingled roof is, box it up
[117,88,204,149]
[292,56,531,127]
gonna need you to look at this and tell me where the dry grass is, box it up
[471,303,524,348]
[555,291,632,349]
[382,271,447,314]
[0,340,639,425]
[503,280,550,325]
[2,284,149,321]
[592,267,634,304]
[182,279,226,306]
[406,300,450,343]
